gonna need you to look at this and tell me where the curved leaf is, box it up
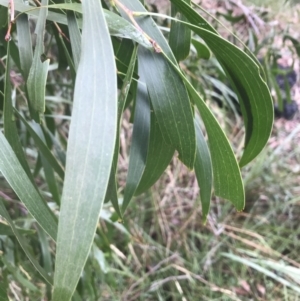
[169,0,191,61]
[15,111,65,181]
[163,54,245,210]
[65,0,81,71]
[15,8,33,81]
[138,47,196,169]
[122,77,150,212]
[2,48,57,239]
[105,42,138,218]
[135,111,175,196]
[192,38,211,60]
[118,0,196,168]
[169,0,218,34]
[0,131,58,239]
[194,116,212,222]
[169,0,274,167]
[52,0,117,300]
[26,0,49,123]
[193,87,245,210]
[118,0,176,62]
[4,45,33,181]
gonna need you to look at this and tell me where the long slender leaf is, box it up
[0,221,35,236]
[0,199,53,284]
[4,45,33,181]
[163,54,245,210]
[169,0,273,167]
[169,0,191,61]
[15,0,33,80]
[119,0,196,169]
[122,72,150,212]
[135,111,175,196]
[37,225,53,298]
[15,0,38,120]
[52,26,76,81]
[194,116,212,222]
[2,45,57,238]
[169,0,218,34]
[26,0,49,122]
[191,38,211,60]
[195,89,244,210]
[52,0,117,299]
[32,124,61,205]
[0,131,58,239]
[15,111,65,180]
[37,225,53,276]
[65,0,81,71]
[105,42,138,218]
[138,47,196,169]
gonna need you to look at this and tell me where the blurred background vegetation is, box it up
[1,0,300,300]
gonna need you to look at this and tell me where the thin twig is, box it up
[5,0,15,41]
[34,0,70,42]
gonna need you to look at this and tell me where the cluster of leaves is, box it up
[0,0,274,299]
[187,0,300,118]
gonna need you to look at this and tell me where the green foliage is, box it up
[0,0,274,299]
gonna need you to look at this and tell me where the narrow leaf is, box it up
[52,0,117,300]
[15,110,65,180]
[4,45,33,181]
[105,42,138,218]
[135,110,175,196]
[138,47,196,169]
[0,199,53,284]
[194,88,244,210]
[118,0,196,168]
[169,0,218,34]
[34,125,61,205]
[26,0,49,122]
[169,0,273,166]
[163,54,245,210]
[52,26,76,80]
[169,0,191,61]
[0,131,58,239]
[65,1,81,70]
[2,45,57,236]
[15,0,39,120]
[191,38,211,60]
[37,225,53,276]
[0,221,35,236]
[194,116,212,222]
[122,74,150,212]
[15,1,33,80]
[118,0,177,62]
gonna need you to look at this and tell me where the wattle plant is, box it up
[0,0,273,299]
